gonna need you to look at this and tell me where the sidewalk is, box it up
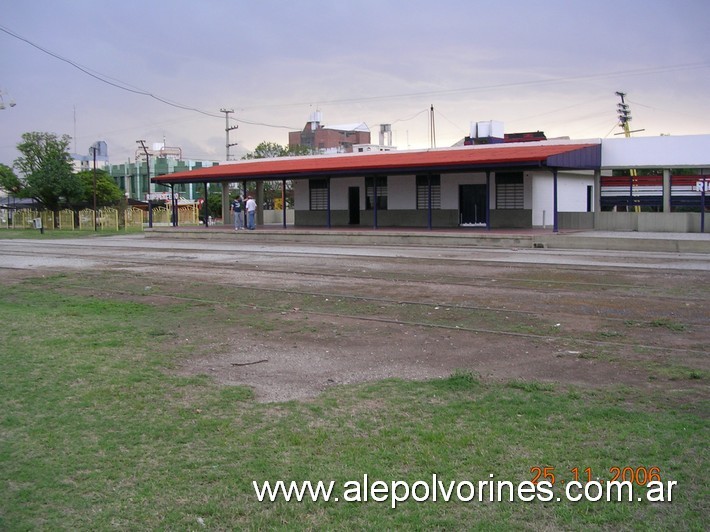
[145,225,710,254]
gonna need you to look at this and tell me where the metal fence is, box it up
[2,204,201,230]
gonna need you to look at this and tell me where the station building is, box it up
[152,134,710,233]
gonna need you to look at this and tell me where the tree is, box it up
[13,132,83,211]
[240,142,311,208]
[241,141,313,160]
[75,169,124,207]
[0,163,22,195]
[207,192,222,218]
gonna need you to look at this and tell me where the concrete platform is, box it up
[144,225,710,254]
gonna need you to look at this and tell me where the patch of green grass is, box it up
[507,380,555,392]
[649,318,688,332]
[0,274,707,529]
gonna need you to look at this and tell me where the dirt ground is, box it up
[2,236,708,403]
[155,249,708,403]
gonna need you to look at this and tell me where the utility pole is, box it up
[136,139,150,197]
[90,143,98,231]
[220,108,239,161]
[615,92,645,213]
[137,140,153,227]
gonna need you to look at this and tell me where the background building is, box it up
[289,112,371,154]
[71,141,109,173]
[106,142,219,201]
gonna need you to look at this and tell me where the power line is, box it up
[0,24,299,130]
[236,62,710,111]
[3,23,709,135]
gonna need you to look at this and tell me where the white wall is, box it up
[441,172,487,209]
[602,135,710,169]
[531,171,594,227]
[330,177,362,210]
[293,179,309,210]
[295,169,593,223]
[388,175,415,209]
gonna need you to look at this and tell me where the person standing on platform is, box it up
[232,195,244,230]
[246,195,257,230]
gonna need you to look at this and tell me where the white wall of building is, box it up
[294,169,593,222]
[330,177,361,209]
[531,171,594,227]
[293,179,309,210]
[388,176,415,209]
[602,135,710,169]
[441,172,487,209]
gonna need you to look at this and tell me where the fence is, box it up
[124,207,143,230]
[147,204,200,226]
[2,204,201,231]
[58,209,74,230]
[178,205,199,225]
[98,208,118,231]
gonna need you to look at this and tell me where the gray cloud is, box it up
[1,0,709,166]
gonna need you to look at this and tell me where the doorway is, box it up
[348,187,360,225]
[459,184,487,225]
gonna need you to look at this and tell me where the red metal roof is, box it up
[152,142,600,184]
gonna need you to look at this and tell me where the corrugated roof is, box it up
[153,142,600,184]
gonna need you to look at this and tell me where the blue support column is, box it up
[203,182,209,228]
[282,179,287,229]
[427,174,432,230]
[327,178,332,229]
[373,177,378,229]
[553,168,559,233]
[242,180,248,229]
[701,169,706,234]
[485,170,491,230]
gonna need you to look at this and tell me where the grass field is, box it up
[1,269,708,529]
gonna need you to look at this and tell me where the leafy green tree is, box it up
[207,192,222,218]
[75,169,124,207]
[242,142,313,160]
[240,142,309,208]
[12,132,83,211]
[242,141,286,159]
[0,163,22,195]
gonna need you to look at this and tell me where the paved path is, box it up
[0,234,708,271]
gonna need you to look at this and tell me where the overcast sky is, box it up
[1,0,709,167]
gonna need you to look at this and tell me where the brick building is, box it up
[289,112,370,154]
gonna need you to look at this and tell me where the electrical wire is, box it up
[0,24,299,130]
[3,23,708,135]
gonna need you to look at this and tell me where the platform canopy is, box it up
[152,141,601,185]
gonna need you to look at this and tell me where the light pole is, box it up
[90,143,98,231]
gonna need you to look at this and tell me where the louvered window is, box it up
[496,173,524,209]
[309,179,328,210]
[416,175,441,209]
[365,177,388,210]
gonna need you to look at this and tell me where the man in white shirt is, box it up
[245,195,257,230]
